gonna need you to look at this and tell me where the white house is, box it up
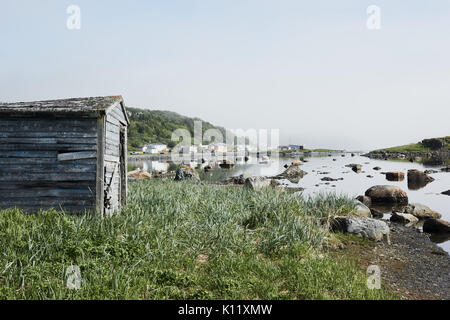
[145,143,168,154]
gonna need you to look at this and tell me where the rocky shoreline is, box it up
[363,150,450,165]
[130,163,450,299]
[335,222,450,299]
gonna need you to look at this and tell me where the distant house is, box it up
[145,143,167,154]
[289,144,304,151]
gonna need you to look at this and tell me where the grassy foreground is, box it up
[0,179,395,300]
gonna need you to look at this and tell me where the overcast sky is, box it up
[1,0,449,150]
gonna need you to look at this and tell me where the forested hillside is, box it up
[126,107,231,151]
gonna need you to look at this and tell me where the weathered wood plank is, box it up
[0,164,96,173]
[0,172,96,182]
[121,126,128,207]
[106,122,119,134]
[0,158,96,165]
[58,151,97,162]
[0,144,96,152]
[0,181,96,190]
[104,154,119,163]
[0,119,97,133]
[0,189,94,199]
[0,151,57,158]
[0,131,97,138]
[96,116,105,216]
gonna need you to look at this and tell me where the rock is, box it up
[370,208,384,218]
[127,169,152,180]
[373,167,381,171]
[407,169,435,190]
[346,164,362,173]
[330,217,390,242]
[441,166,450,172]
[424,169,439,174]
[385,172,405,182]
[244,176,270,190]
[442,190,450,196]
[270,179,281,187]
[423,219,450,233]
[204,165,212,172]
[404,203,441,219]
[356,195,372,207]
[390,212,419,225]
[229,173,250,185]
[274,165,308,183]
[175,166,200,182]
[321,177,343,182]
[352,200,372,218]
[408,169,435,183]
[284,164,289,168]
[365,185,408,204]
[291,160,303,166]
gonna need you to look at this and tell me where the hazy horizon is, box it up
[1,1,449,150]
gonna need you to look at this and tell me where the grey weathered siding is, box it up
[104,103,127,215]
[0,117,97,213]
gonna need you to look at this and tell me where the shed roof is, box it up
[0,96,129,124]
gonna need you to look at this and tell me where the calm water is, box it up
[129,153,450,253]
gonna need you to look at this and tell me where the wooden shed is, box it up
[0,96,129,216]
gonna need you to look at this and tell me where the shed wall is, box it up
[0,117,97,212]
[104,103,127,214]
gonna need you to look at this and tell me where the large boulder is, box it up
[385,172,405,182]
[407,169,435,190]
[404,203,442,219]
[175,166,200,182]
[390,212,419,225]
[330,217,390,242]
[244,176,270,190]
[423,219,450,233]
[365,185,408,204]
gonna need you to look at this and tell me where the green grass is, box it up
[0,180,395,300]
[373,136,450,153]
[373,143,433,153]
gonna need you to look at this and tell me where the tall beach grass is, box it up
[0,179,395,299]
